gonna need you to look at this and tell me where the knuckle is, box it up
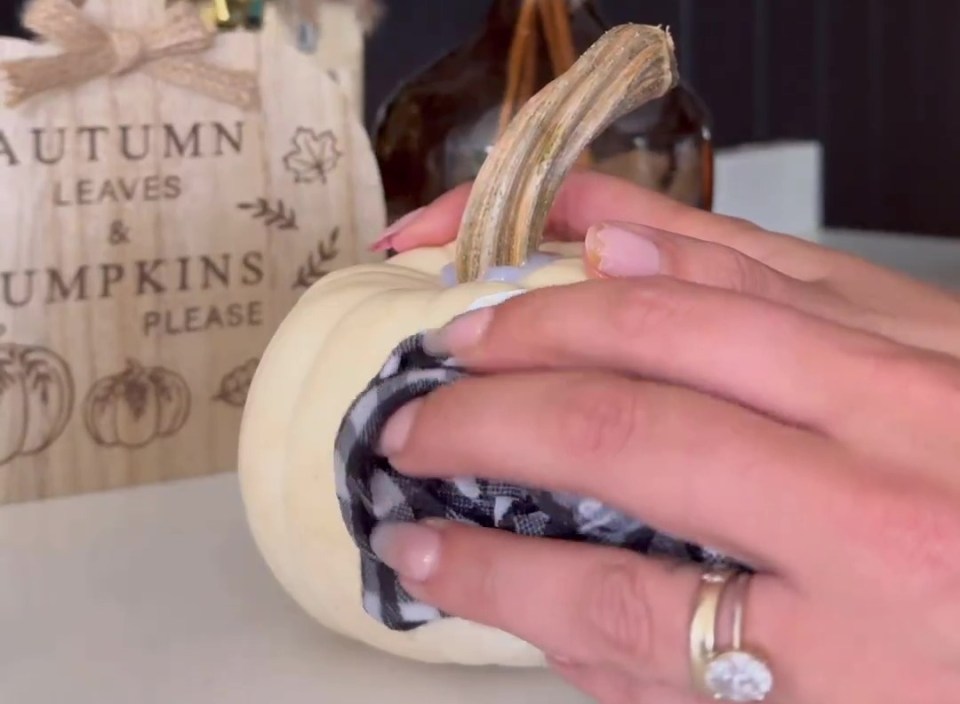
[904,497,960,581]
[669,242,765,295]
[876,491,960,653]
[547,376,642,462]
[855,482,960,594]
[475,556,509,618]
[456,535,512,621]
[834,344,960,421]
[581,560,655,662]
[727,249,771,294]
[866,344,960,402]
[889,353,960,409]
[607,279,693,345]
[723,214,762,232]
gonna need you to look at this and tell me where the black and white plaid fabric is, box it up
[334,332,739,632]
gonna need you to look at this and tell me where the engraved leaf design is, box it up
[283,128,342,185]
[213,358,260,408]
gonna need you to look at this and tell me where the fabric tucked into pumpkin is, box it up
[334,332,738,632]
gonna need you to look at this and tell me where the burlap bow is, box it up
[1,0,260,109]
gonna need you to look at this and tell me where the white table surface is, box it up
[0,474,591,704]
[815,228,960,290]
[2,229,958,704]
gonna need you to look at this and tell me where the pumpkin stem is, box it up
[453,24,679,283]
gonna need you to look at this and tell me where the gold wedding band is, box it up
[689,568,774,702]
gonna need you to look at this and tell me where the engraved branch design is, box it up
[293,228,340,290]
[237,198,299,231]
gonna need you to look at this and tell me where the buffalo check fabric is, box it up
[334,332,739,632]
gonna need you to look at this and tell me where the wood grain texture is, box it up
[454,23,678,283]
[0,0,386,504]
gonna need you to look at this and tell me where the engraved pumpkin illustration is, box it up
[84,360,191,449]
[0,342,74,466]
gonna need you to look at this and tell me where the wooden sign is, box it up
[0,0,387,504]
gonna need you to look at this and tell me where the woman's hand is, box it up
[370,278,960,704]
[364,176,960,703]
[373,170,960,358]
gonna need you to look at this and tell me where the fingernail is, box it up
[423,307,494,356]
[370,522,442,582]
[369,207,426,252]
[378,399,423,456]
[585,224,662,277]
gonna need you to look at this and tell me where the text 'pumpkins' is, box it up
[238,25,679,666]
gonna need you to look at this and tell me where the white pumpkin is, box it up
[237,24,679,666]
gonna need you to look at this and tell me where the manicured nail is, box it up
[378,399,423,456]
[585,224,662,277]
[547,654,577,666]
[423,307,494,356]
[370,522,442,582]
[369,207,426,252]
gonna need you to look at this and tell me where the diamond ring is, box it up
[688,568,774,702]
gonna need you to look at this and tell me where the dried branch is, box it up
[293,228,340,290]
[237,198,299,231]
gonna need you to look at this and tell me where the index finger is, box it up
[380,368,850,576]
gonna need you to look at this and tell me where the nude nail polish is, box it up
[422,307,493,356]
[369,207,426,252]
[585,224,662,277]
[370,522,442,582]
[377,399,423,456]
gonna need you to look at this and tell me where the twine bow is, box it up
[1,0,260,109]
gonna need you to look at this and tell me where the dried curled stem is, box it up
[454,24,680,283]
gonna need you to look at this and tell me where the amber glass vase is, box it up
[373,0,714,225]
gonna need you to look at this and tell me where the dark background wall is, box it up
[3,1,959,237]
